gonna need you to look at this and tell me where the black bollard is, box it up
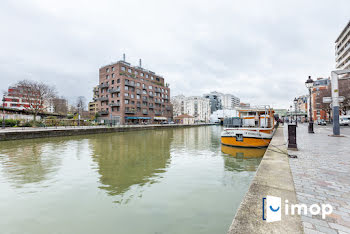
[288,124,297,150]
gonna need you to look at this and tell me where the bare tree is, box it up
[339,79,350,115]
[16,80,56,121]
[52,97,68,115]
[76,96,86,114]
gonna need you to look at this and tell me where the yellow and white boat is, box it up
[221,106,275,148]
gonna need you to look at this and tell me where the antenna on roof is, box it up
[123,53,126,61]
[139,59,142,68]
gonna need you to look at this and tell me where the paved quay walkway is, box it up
[284,124,350,234]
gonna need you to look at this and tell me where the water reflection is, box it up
[221,145,266,158]
[0,139,63,188]
[221,145,264,172]
[89,130,172,201]
[170,126,222,152]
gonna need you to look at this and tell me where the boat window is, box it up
[236,134,243,142]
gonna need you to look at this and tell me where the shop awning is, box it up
[154,117,167,120]
[125,117,151,120]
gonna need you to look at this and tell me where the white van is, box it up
[340,115,350,126]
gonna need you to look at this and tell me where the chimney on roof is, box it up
[139,59,142,68]
[123,53,126,61]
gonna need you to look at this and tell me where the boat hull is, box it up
[221,128,274,148]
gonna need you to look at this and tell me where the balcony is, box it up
[125,109,136,114]
[155,111,162,115]
[136,90,141,94]
[98,110,109,115]
[136,103,141,108]
[142,110,148,115]
[149,93,154,97]
[110,103,120,107]
[155,100,161,104]
[99,83,109,88]
[149,104,154,109]
[155,88,161,93]
[109,88,120,93]
[125,81,135,87]
[98,97,109,101]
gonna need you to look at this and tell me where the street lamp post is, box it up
[290,105,293,123]
[294,97,298,127]
[2,95,5,129]
[305,76,314,133]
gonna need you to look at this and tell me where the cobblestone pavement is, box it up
[284,124,350,234]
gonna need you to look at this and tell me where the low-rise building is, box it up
[88,86,100,116]
[174,114,195,125]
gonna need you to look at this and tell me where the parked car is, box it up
[317,119,326,126]
[340,115,350,126]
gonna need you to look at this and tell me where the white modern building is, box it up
[335,20,350,70]
[221,94,240,110]
[183,96,210,123]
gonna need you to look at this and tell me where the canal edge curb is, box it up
[227,126,304,234]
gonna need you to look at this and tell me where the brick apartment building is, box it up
[96,59,172,124]
[312,78,331,122]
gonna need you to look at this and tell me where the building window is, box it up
[112,67,114,71]
[128,68,131,73]
[131,94,134,98]
[136,82,140,87]
[142,84,145,88]
[112,73,115,78]
[137,95,140,99]
[143,90,147,94]
[106,75,109,79]
[112,80,114,84]
[146,74,149,78]
[125,99,129,104]
[106,68,109,72]
[121,67,126,71]
[141,73,144,77]
[149,86,153,90]
[151,76,154,80]
[125,86,129,91]
[117,79,120,83]
[125,93,129,97]
[135,71,138,75]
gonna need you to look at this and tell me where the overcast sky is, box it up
[0,0,349,108]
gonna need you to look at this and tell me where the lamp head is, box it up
[305,76,314,89]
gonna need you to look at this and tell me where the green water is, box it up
[0,126,261,234]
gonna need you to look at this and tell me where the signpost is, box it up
[330,69,350,136]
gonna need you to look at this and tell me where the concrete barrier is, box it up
[227,126,303,233]
[0,124,216,141]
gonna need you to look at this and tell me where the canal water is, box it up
[0,126,262,234]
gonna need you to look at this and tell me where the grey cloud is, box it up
[0,0,349,108]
